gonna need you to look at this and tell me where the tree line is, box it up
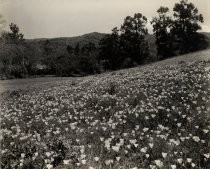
[0,0,208,78]
[100,0,207,70]
[41,40,100,76]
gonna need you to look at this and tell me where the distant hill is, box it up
[27,32,106,44]
[24,32,156,62]
[24,32,107,63]
[0,32,156,67]
[0,31,209,79]
[1,31,209,62]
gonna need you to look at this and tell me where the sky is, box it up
[0,0,209,39]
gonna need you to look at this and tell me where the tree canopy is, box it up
[1,23,25,44]
[171,0,205,54]
[100,13,150,70]
[151,7,174,59]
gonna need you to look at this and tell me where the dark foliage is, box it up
[0,1,209,79]
[171,0,205,54]
[151,0,208,59]
[0,23,31,78]
[99,13,150,70]
[120,13,149,65]
[1,23,25,44]
[99,27,122,70]
[151,7,174,60]
[40,40,100,76]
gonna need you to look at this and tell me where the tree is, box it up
[171,0,204,54]
[10,23,24,43]
[66,45,74,55]
[99,13,150,70]
[99,27,122,70]
[44,40,53,56]
[0,23,29,78]
[42,40,58,74]
[82,42,96,55]
[55,55,71,76]
[120,13,149,65]
[2,23,25,44]
[74,43,80,55]
[151,7,174,59]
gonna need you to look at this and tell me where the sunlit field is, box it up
[1,50,210,169]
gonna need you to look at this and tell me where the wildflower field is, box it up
[1,50,210,169]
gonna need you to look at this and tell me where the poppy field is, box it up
[1,53,210,169]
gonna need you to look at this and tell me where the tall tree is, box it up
[151,7,174,59]
[43,40,57,74]
[99,13,150,70]
[0,23,29,77]
[171,0,204,54]
[2,23,25,44]
[120,13,149,65]
[99,27,122,70]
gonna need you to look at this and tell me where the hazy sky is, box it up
[0,0,209,39]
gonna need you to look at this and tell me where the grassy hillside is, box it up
[1,49,210,169]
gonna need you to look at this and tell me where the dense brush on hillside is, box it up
[0,32,158,79]
[0,32,210,79]
[0,32,106,79]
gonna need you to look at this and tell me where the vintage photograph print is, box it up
[0,0,210,169]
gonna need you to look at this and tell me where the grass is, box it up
[0,76,80,94]
[1,50,210,169]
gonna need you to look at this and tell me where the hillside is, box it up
[25,32,209,62]
[0,32,107,78]
[1,49,210,93]
[1,31,209,65]
[0,32,156,59]
[25,32,156,62]
[0,32,210,79]
[27,32,106,45]
[25,32,107,62]
[0,32,157,78]
[0,32,106,57]
[1,49,210,169]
